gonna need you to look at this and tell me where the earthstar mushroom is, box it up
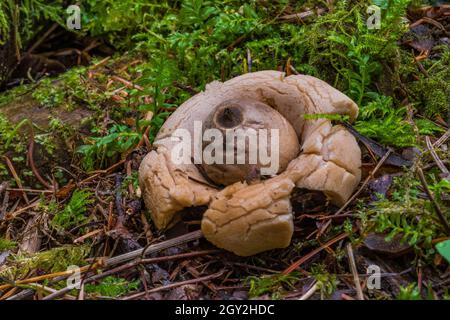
[200,98,300,185]
[139,70,361,256]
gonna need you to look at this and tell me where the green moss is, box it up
[3,0,425,154]
[0,238,17,251]
[1,0,449,300]
[0,115,28,183]
[397,284,422,300]
[85,276,140,298]
[0,245,90,280]
[355,95,415,147]
[400,48,450,119]
[246,272,300,299]
[364,172,448,253]
[0,84,30,107]
[410,79,449,119]
[310,264,339,299]
[31,67,106,110]
[34,245,90,272]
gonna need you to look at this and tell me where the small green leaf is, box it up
[436,240,450,263]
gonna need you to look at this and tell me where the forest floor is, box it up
[0,0,449,300]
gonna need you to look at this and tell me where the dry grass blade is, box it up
[426,136,449,178]
[28,133,53,190]
[104,230,204,267]
[4,200,40,221]
[140,249,219,264]
[2,156,29,203]
[298,282,318,300]
[433,127,450,148]
[346,243,364,300]
[283,232,348,275]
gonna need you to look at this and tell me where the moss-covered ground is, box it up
[0,0,449,300]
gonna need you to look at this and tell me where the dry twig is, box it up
[425,136,449,180]
[346,243,364,300]
[283,232,348,274]
[122,271,224,300]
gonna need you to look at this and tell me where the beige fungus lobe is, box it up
[139,70,361,256]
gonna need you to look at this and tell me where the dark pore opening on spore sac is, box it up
[214,103,244,129]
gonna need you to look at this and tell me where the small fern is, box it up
[355,95,416,147]
[51,189,93,231]
[355,94,444,147]
[178,0,219,29]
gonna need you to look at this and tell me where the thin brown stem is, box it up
[417,167,450,235]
